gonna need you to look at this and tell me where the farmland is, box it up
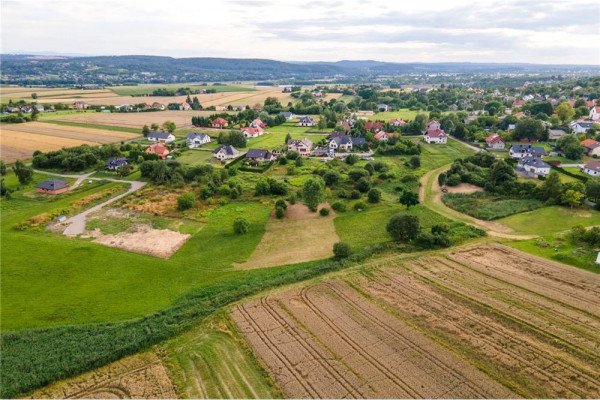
[0,121,139,162]
[232,244,600,398]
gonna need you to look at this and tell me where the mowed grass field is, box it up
[496,206,600,235]
[367,109,427,121]
[0,121,140,163]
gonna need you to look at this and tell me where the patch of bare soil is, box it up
[231,281,515,398]
[445,183,484,194]
[236,203,339,269]
[88,224,190,258]
[28,352,176,399]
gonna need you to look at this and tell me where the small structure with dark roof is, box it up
[246,148,276,163]
[36,179,70,195]
[517,156,551,177]
[583,160,600,176]
[106,157,129,171]
[147,131,175,144]
[509,144,546,158]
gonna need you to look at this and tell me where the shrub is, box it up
[386,214,421,241]
[323,171,340,186]
[409,155,421,169]
[279,157,288,165]
[275,206,285,219]
[295,157,304,167]
[350,189,361,199]
[333,242,351,259]
[353,200,367,211]
[345,154,359,165]
[275,199,287,210]
[367,188,381,203]
[319,207,330,216]
[233,217,250,234]
[355,177,371,193]
[176,192,196,211]
[286,151,299,160]
[331,201,346,212]
[348,169,369,181]
[446,174,461,186]
[401,174,418,183]
[288,193,297,204]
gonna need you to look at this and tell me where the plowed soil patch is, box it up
[232,281,515,398]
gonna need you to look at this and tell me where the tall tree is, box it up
[585,178,600,203]
[386,214,421,241]
[13,160,33,185]
[399,190,419,209]
[540,171,562,203]
[555,102,575,123]
[302,177,325,211]
[561,189,583,209]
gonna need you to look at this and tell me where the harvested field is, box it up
[236,203,338,269]
[0,122,139,162]
[445,183,484,194]
[28,351,175,399]
[51,110,220,129]
[232,243,600,398]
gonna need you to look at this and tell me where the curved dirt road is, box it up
[419,166,537,240]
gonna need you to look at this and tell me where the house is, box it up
[390,118,406,127]
[36,179,69,195]
[7,107,19,113]
[73,101,88,110]
[213,145,239,160]
[21,105,32,113]
[339,121,352,132]
[215,105,227,112]
[427,120,441,130]
[252,104,263,111]
[513,100,526,107]
[548,129,568,140]
[312,91,323,98]
[329,135,353,152]
[351,137,366,147]
[145,143,170,159]
[513,112,525,119]
[581,139,600,157]
[312,146,332,157]
[298,116,316,127]
[570,120,594,133]
[212,117,229,129]
[279,111,293,120]
[423,128,448,144]
[354,110,374,117]
[517,156,551,177]
[589,107,600,121]
[327,131,346,140]
[485,134,506,149]
[448,104,458,111]
[250,118,266,129]
[147,131,175,144]
[365,122,384,132]
[152,102,165,110]
[246,148,276,163]
[508,144,546,158]
[377,104,389,112]
[287,138,313,156]
[33,104,44,112]
[106,157,129,171]
[240,127,264,138]
[180,102,192,111]
[583,161,600,176]
[374,131,394,141]
[186,132,211,148]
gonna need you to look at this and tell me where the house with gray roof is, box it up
[186,132,211,148]
[213,145,240,160]
[246,148,276,163]
[36,179,69,194]
[517,156,551,177]
[509,144,546,158]
[147,131,175,144]
[106,157,129,171]
[279,111,294,120]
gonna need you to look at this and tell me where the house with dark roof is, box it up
[298,116,316,127]
[287,138,313,156]
[509,144,546,158]
[570,120,594,134]
[582,140,600,157]
[147,131,175,144]
[213,145,240,160]
[548,129,567,141]
[186,132,211,148]
[106,157,129,171]
[583,161,600,176]
[517,156,551,177]
[279,111,294,120]
[36,179,69,194]
[312,146,332,157]
[351,137,366,147]
[329,135,353,152]
[246,148,276,163]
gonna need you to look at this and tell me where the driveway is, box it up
[34,170,146,236]
[448,136,484,152]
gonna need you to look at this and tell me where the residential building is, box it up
[287,138,313,156]
[590,107,600,121]
[213,145,240,160]
[145,143,170,159]
[390,118,406,127]
[36,179,69,195]
[106,157,129,171]
[365,121,384,132]
[374,131,394,141]
[246,148,275,163]
[548,129,567,141]
[180,102,192,111]
[581,139,600,157]
[186,132,211,148]
[298,116,316,127]
[377,104,389,112]
[508,144,546,158]
[517,156,551,177]
[570,120,594,133]
[485,134,506,150]
[583,161,600,176]
[212,117,229,129]
[279,111,293,120]
[427,120,441,130]
[73,101,88,110]
[240,127,264,138]
[147,131,175,144]
[250,118,266,128]
[423,128,448,144]
[329,135,353,152]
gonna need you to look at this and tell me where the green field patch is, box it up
[497,206,600,235]
[39,119,141,134]
[442,192,545,220]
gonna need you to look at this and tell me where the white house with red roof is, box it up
[427,120,441,130]
[212,117,229,129]
[589,106,600,121]
[240,127,264,138]
[513,99,526,107]
[485,134,506,150]
[390,118,406,127]
[180,101,192,111]
[374,131,394,141]
[249,118,266,128]
[423,128,448,144]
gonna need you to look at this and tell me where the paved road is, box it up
[34,170,146,236]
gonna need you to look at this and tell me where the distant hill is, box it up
[1,55,598,85]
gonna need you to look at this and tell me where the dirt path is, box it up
[419,165,537,240]
[34,170,146,236]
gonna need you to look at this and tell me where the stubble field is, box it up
[232,244,600,398]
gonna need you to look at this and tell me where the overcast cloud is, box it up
[1,0,599,64]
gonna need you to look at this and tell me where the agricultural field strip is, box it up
[1,126,133,144]
[363,264,600,397]
[233,280,513,398]
[1,130,98,150]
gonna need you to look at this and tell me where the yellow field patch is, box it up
[54,110,220,128]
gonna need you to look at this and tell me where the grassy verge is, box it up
[497,206,600,235]
[442,192,545,220]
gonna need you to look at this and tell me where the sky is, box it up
[1,0,600,64]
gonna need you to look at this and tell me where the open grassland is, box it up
[0,121,139,162]
[442,192,545,220]
[232,244,600,398]
[367,109,426,121]
[162,311,281,398]
[497,205,600,235]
